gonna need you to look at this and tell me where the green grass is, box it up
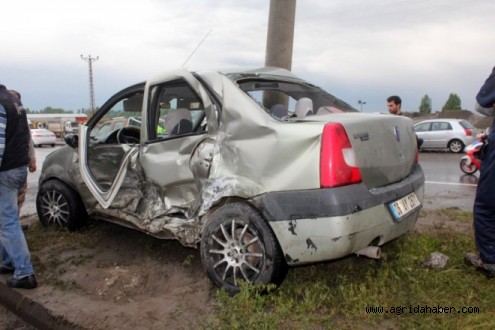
[420,208,473,224]
[207,210,495,330]
[23,210,495,329]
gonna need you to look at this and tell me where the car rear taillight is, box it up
[320,123,362,188]
[464,128,472,136]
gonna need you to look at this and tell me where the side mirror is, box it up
[64,134,78,149]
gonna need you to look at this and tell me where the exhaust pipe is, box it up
[355,246,382,259]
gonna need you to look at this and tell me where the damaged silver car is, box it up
[36,67,424,292]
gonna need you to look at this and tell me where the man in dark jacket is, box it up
[465,66,495,277]
[0,84,37,289]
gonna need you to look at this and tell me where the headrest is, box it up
[270,104,288,118]
[295,98,313,117]
[164,108,193,134]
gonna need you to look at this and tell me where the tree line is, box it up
[25,107,95,116]
[418,93,462,114]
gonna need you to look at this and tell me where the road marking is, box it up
[426,181,477,187]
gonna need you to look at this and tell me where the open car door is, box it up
[78,83,145,209]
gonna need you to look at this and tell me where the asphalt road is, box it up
[21,145,63,217]
[420,151,478,211]
[21,146,478,218]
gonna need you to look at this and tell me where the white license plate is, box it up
[388,192,421,221]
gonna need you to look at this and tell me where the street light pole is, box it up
[358,100,367,112]
[81,54,99,117]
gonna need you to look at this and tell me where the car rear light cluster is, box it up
[464,129,472,136]
[320,123,362,188]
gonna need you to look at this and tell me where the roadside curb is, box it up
[0,281,83,329]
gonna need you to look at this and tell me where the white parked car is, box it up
[414,119,478,153]
[30,128,56,147]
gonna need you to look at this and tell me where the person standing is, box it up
[465,66,495,277]
[387,95,403,115]
[386,95,423,149]
[9,90,36,214]
[0,84,37,289]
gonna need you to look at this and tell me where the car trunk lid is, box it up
[316,113,417,189]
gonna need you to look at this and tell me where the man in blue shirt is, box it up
[465,66,495,277]
[0,84,37,289]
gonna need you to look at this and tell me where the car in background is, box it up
[36,67,424,293]
[30,128,56,147]
[413,119,477,153]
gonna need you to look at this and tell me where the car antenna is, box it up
[181,29,213,68]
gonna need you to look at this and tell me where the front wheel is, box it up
[36,179,87,231]
[460,158,478,175]
[200,202,287,294]
[448,139,465,153]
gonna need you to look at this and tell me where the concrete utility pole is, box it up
[81,54,99,117]
[263,0,297,109]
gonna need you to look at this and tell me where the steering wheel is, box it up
[116,126,141,144]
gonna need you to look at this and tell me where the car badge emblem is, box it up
[394,127,400,142]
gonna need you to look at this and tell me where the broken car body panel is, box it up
[39,67,425,258]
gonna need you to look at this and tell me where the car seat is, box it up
[164,108,193,135]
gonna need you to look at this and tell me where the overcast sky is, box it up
[1,0,494,113]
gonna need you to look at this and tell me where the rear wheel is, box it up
[448,139,464,153]
[200,202,287,294]
[460,158,478,175]
[36,180,87,231]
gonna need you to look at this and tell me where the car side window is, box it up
[414,123,431,132]
[96,122,111,138]
[89,91,143,144]
[148,80,206,141]
[431,122,451,131]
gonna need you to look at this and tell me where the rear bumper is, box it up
[253,164,424,221]
[251,164,425,265]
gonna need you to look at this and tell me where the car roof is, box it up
[414,118,465,124]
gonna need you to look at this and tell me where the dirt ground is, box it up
[5,215,215,330]
[1,208,471,330]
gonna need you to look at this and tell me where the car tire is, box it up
[36,179,87,231]
[200,202,287,294]
[51,144,55,147]
[460,158,478,175]
[448,139,464,153]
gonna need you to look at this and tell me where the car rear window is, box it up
[235,78,358,116]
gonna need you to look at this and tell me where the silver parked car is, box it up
[36,67,424,292]
[414,118,477,153]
